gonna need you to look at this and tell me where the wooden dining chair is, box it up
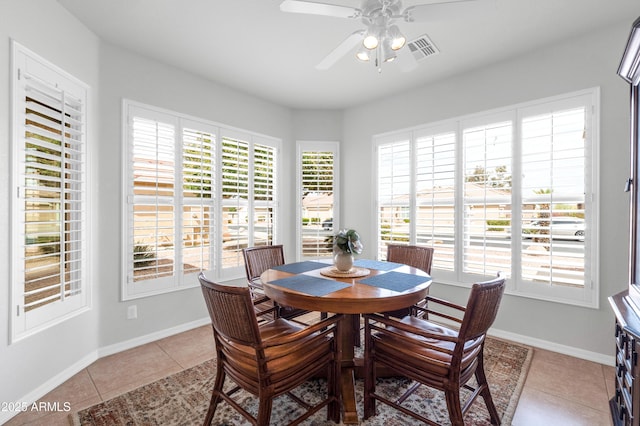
[363,275,506,426]
[384,244,434,318]
[242,244,309,320]
[198,273,343,426]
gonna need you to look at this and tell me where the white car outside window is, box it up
[526,217,585,241]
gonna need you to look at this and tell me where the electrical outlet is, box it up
[127,305,137,320]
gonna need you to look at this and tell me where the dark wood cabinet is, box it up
[610,292,640,425]
[611,16,640,426]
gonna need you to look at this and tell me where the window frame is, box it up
[373,88,600,308]
[10,41,91,342]
[122,100,281,300]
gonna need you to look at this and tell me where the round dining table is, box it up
[260,258,432,424]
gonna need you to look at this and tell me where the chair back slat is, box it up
[243,244,285,282]
[386,244,434,274]
[199,273,262,346]
[458,276,506,342]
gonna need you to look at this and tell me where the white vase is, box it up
[334,252,354,272]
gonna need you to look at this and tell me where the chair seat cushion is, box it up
[223,318,333,390]
[374,317,482,377]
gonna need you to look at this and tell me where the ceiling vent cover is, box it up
[407,35,440,62]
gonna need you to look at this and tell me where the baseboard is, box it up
[97,316,211,358]
[488,327,615,366]
[425,314,615,366]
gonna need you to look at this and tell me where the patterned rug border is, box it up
[489,336,532,425]
[69,336,532,425]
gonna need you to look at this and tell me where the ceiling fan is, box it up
[279,0,492,71]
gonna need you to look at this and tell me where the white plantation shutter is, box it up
[377,137,412,259]
[129,114,177,287]
[181,124,215,276]
[415,129,456,272]
[374,88,598,307]
[220,135,250,271]
[253,141,277,247]
[12,42,89,340]
[124,102,280,297]
[220,133,279,273]
[519,100,589,290]
[298,142,339,259]
[462,118,513,278]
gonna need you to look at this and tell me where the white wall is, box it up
[0,0,101,418]
[342,21,633,358]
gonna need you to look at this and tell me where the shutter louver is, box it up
[378,141,411,259]
[521,107,586,287]
[253,143,277,246]
[301,150,335,257]
[462,121,513,277]
[182,127,214,275]
[22,72,86,313]
[131,116,176,282]
[415,132,456,271]
[221,137,250,269]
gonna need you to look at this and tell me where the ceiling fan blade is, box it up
[316,30,365,70]
[280,0,361,19]
[404,0,496,22]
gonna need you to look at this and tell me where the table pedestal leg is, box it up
[339,314,359,424]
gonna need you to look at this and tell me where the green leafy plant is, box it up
[333,229,363,254]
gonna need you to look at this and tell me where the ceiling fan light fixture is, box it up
[388,25,406,50]
[381,39,397,63]
[356,46,370,61]
[363,32,379,49]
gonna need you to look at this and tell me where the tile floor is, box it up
[5,323,615,426]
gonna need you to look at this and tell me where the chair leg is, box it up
[363,328,375,418]
[352,314,361,346]
[444,388,465,426]
[476,352,501,425]
[256,396,274,426]
[204,368,225,426]
[328,357,341,423]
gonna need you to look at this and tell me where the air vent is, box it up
[407,35,440,62]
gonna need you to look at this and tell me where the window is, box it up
[123,101,279,299]
[11,41,90,341]
[375,89,599,307]
[297,141,339,259]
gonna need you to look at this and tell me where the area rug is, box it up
[70,337,531,425]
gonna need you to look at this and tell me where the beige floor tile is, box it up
[87,341,182,400]
[603,364,616,400]
[532,348,607,382]
[525,349,610,412]
[512,387,612,426]
[155,325,215,369]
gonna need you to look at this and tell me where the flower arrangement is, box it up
[333,229,363,255]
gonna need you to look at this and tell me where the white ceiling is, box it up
[57,0,640,110]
